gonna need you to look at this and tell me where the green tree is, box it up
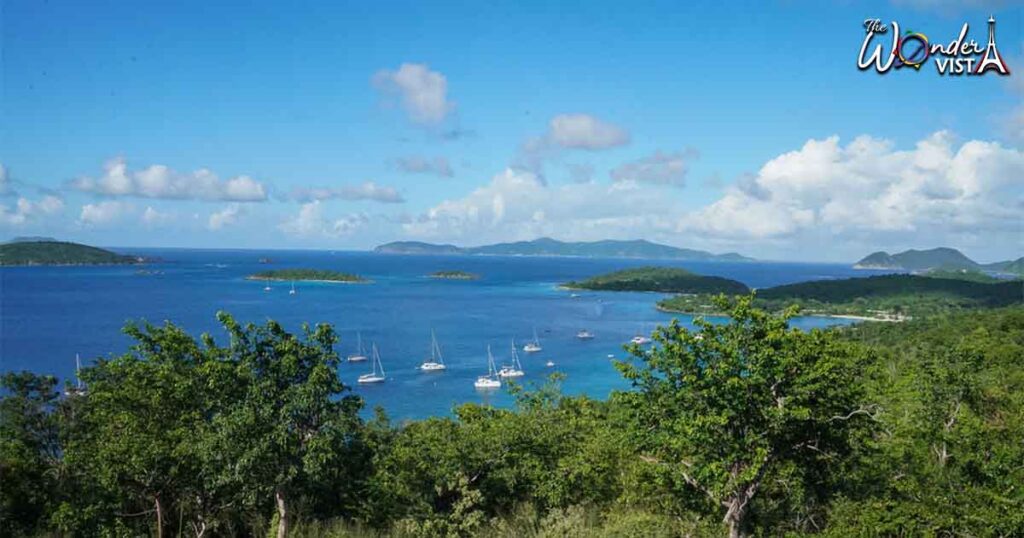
[209,312,364,538]
[0,372,63,536]
[616,295,874,537]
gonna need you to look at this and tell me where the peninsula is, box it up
[0,240,141,266]
[563,266,749,295]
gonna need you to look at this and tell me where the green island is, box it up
[247,268,367,283]
[428,270,480,280]
[0,240,140,266]
[563,266,749,294]
[658,273,1023,319]
[4,301,1022,537]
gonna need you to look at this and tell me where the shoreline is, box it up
[655,304,902,322]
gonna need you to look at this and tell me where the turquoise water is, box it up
[0,249,890,419]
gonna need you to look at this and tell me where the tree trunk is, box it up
[724,498,745,538]
[154,496,164,538]
[275,489,288,538]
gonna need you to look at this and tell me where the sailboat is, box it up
[474,345,502,389]
[358,344,386,384]
[498,339,525,378]
[348,332,368,362]
[576,329,595,340]
[631,325,651,345]
[263,284,271,292]
[545,360,555,367]
[522,328,542,353]
[419,330,446,371]
[65,354,86,397]
[289,281,297,295]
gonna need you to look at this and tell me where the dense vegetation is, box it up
[428,270,480,280]
[564,266,750,294]
[921,268,1004,283]
[3,301,1022,536]
[0,240,138,266]
[248,269,367,283]
[660,274,1023,318]
[854,247,978,271]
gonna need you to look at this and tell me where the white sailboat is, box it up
[264,284,271,292]
[631,325,652,345]
[65,354,86,397]
[522,328,542,353]
[358,344,386,384]
[289,281,297,295]
[474,345,502,389]
[498,339,525,378]
[348,332,368,362]
[576,329,595,340]
[420,330,446,372]
[545,360,555,367]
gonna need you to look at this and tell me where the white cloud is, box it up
[0,195,64,226]
[207,204,244,231]
[372,63,454,125]
[141,206,174,227]
[279,200,369,237]
[678,131,1024,244]
[515,114,630,177]
[403,168,678,243]
[395,156,454,178]
[610,150,695,187]
[70,157,268,201]
[547,114,630,150]
[289,181,404,203]
[79,200,130,227]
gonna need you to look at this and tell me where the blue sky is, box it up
[2,0,1021,262]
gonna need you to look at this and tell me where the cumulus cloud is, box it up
[289,181,404,203]
[0,195,64,226]
[515,114,630,177]
[141,206,174,227]
[395,156,453,178]
[279,200,369,237]
[70,157,268,202]
[547,114,630,150]
[207,204,244,231]
[610,150,695,187]
[403,168,678,243]
[678,131,1024,243]
[372,63,455,125]
[79,200,131,227]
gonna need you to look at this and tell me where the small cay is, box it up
[563,266,749,294]
[247,268,368,283]
[428,270,480,280]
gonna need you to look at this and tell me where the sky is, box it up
[1,0,1022,262]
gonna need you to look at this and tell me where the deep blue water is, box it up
[0,249,892,420]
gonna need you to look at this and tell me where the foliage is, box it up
[3,305,1023,536]
[248,268,367,282]
[659,274,1023,318]
[565,266,749,294]
[0,240,138,266]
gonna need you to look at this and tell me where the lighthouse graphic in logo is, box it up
[975,15,1010,75]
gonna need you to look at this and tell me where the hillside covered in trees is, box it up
[2,300,1021,536]
[0,240,139,266]
[564,266,750,294]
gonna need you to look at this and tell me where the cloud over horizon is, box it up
[372,63,455,126]
[70,157,268,202]
[289,181,405,204]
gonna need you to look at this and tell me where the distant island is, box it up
[658,274,1023,320]
[247,268,367,283]
[375,237,753,262]
[428,270,480,280]
[563,266,750,294]
[853,247,1023,275]
[0,240,141,266]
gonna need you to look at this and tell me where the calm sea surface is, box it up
[0,249,893,420]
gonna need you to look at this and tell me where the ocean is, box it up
[0,249,891,420]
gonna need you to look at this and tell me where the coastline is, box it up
[656,304,902,323]
[245,276,370,284]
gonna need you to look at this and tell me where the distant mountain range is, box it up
[374,237,754,262]
[854,247,1023,275]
